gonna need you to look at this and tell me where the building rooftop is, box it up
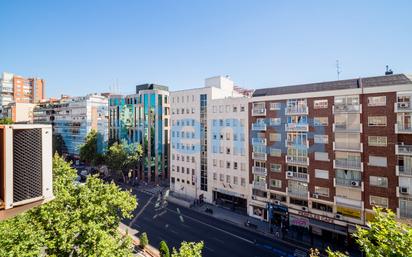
[253,73,412,97]
[135,83,169,93]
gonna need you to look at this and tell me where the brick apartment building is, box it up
[249,73,412,241]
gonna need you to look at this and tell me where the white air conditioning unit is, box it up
[335,214,342,220]
[287,171,294,177]
[313,193,319,199]
[274,200,280,205]
[252,195,257,200]
[301,206,308,211]
[351,180,360,187]
[0,124,54,221]
[399,102,410,108]
[400,187,409,194]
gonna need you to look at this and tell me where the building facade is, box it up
[170,76,250,209]
[108,84,170,183]
[249,73,412,241]
[33,94,108,157]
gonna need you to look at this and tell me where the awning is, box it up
[310,219,347,235]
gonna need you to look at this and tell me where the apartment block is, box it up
[33,94,108,157]
[108,84,170,183]
[249,74,412,240]
[170,76,251,211]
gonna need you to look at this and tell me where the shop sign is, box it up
[289,214,309,228]
[298,211,334,224]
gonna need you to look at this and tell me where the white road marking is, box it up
[129,194,155,226]
[213,238,224,243]
[205,246,215,252]
[170,229,178,235]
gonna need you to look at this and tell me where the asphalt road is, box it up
[124,188,306,257]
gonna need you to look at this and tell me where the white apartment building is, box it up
[0,72,14,107]
[170,76,249,209]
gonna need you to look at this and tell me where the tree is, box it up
[0,154,137,257]
[0,117,13,124]
[79,129,104,166]
[324,208,412,257]
[139,232,149,249]
[172,241,204,257]
[159,240,170,257]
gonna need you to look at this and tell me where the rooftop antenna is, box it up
[336,60,341,80]
[385,65,393,75]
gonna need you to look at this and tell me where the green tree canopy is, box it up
[172,241,203,257]
[0,117,13,124]
[0,154,137,257]
[79,129,104,166]
[159,240,170,257]
[139,232,149,249]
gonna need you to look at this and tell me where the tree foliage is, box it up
[79,129,104,166]
[325,208,412,257]
[105,140,143,181]
[0,154,137,257]
[0,117,13,124]
[171,241,204,257]
[159,240,170,257]
[139,232,149,248]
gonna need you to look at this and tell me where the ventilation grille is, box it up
[13,129,43,203]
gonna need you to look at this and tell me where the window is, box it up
[219,174,224,181]
[233,106,237,112]
[269,118,281,126]
[314,135,328,144]
[368,136,387,147]
[269,133,281,141]
[219,160,224,168]
[213,159,217,167]
[368,116,387,126]
[234,162,238,170]
[370,196,388,208]
[315,169,328,179]
[314,99,328,109]
[241,178,246,187]
[314,186,329,197]
[270,102,281,110]
[240,105,245,112]
[370,176,388,188]
[226,175,230,183]
[368,96,386,107]
[314,117,328,126]
[240,163,246,171]
[369,156,387,167]
[233,176,238,185]
[270,148,282,157]
[314,152,329,161]
[270,179,282,188]
[270,163,281,172]
[226,161,231,169]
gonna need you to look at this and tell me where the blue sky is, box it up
[1,0,411,97]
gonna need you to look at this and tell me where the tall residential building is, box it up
[249,73,412,242]
[33,94,108,157]
[0,72,45,105]
[108,84,170,183]
[170,76,250,211]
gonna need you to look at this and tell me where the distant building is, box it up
[33,94,108,157]
[109,84,170,183]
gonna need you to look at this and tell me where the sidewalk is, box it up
[119,223,160,257]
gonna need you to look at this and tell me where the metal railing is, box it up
[252,166,268,176]
[335,178,361,188]
[334,159,362,170]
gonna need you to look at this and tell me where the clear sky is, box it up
[1,0,411,98]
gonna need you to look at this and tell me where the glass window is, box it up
[270,179,282,188]
[314,135,328,144]
[314,99,328,109]
[315,169,328,179]
[314,117,328,126]
[370,176,388,187]
[270,163,281,172]
[368,96,386,107]
[314,186,329,197]
[270,102,281,110]
[368,136,387,147]
[368,116,387,126]
[369,156,387,167]
[370,196,388,208]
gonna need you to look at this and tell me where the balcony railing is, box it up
[252,138,267,145]
[395,124,412,134]
[395,102,412,112]
[333,142,363,152]
[334,159,363,171]
[287,189,308,198]
[285,107,308,115]
[252,123,267,131]
[400,205,412,219]
[397,165,412,176]
[333,104,361,113]
[333,123,362,133]
[396,145,412,155]
[335,178,362,188]
[286,171,309,182]
[286,155,309,165]
[253,180,267,191]
[252,108,266,116]
[285,123,309,132]
[252,166,268,176]
[252,152,267,161]
[285,139,309,148]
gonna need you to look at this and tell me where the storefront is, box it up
[213,189,247,213]
[268,203,288,227]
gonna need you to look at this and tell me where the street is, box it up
[124,188,305,257]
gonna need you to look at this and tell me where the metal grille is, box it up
[13,129,43,203]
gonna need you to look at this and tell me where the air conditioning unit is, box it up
[335,214,342,220]
[274,200,280,205]
[400,187,409,194]
[301,206,308,211]
[399,102,410,108]
[287,171,294,177]
[0,124,54,221]
[351,180,360,187]
[313,193,319,199]
[252,195,257,200]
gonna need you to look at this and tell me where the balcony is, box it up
[287,188,308,198]
[333,142,363,152]
[252,152,267,161]
[252,166,268,176]
[396,144,412,155]
[252,123,267,131]
[396,165,412,176]
[285,123,309,132]
[253,180,267,191]
[333,104,361,113]
[286,171,309,182]
[252,108,266,116]
[397,186,412,197]
[333,159,363,171]
[395,124,412,134]
[285,107,308,115]
[333,123,362,133]
[334,178,362,189]
[286,155,309,166]
[285,139,309,148]
[395,102,412,112]
[252,137,267,145]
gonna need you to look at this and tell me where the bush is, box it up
[159,240,170,257]
[139,232,149,249]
